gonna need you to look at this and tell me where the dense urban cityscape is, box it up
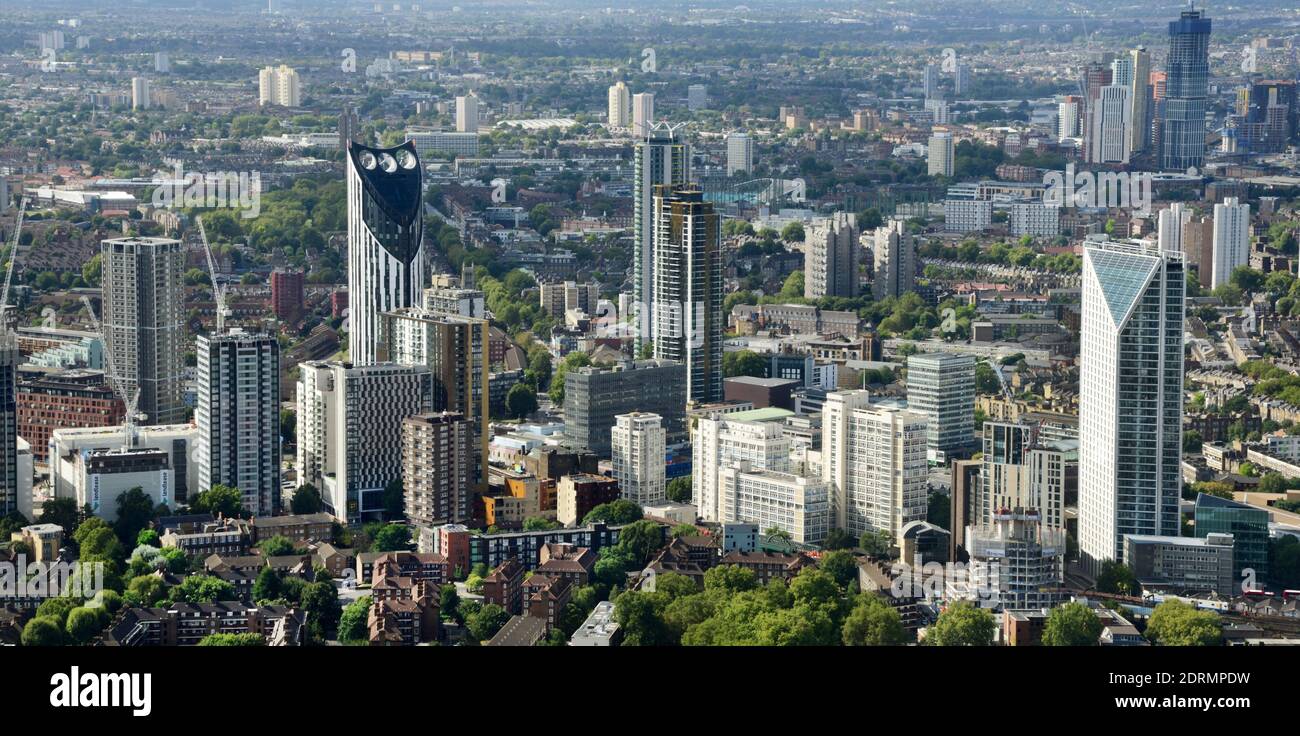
[0,1,1298,685]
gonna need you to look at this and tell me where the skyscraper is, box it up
[611,412,666,506]
[1211,197,1250,290]
[346,140,424,366]
[403,412,474,552]
[927,130,954,176]
[906,352,976,463]
[1078,236,1184,572]
[1128,48,1152,153]
[1089,84,1132,164]
[1161,8,1211,170]
[456,93,479,133]
[725,132,753,176]
[872,220,915,300]
[1080,60,1113,161]
[101,237,185,426]
[258,64,301,107]
[821,390,928,539]
[632,92,655,138]
[694,410,792,523]
[651,185,723,405]
[607,81,631,128]
[803,212,859,299]
[196,330,280,516]
[632,125,689,353]
[1057,95,1082,140]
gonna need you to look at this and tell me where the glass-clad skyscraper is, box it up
[1161,8,1211,170]
[1078,236,1185,573]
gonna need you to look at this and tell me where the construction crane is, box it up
[195,215,230,333]
[80,295,145,450]
[1,197,29,328]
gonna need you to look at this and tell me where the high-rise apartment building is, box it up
[967,509,1065,611]
[403,412,474,552]
[803,212,859,300]
[927,130,954,177]
[718,465,830,545]
[651,185,723,405]
[101,237,185,426]
[725,132,753,176]
[1078,236,1184,572]
[258,65,301,107]
[1211,197,1250,290]
[270,269,305,323]
[456,93,479,133]
[976,421,1072,531]
[821,391,928,539]
[923,63,939,99]
[1057,95,1082,140]
[377,309,490,494]
[607,81,631,128]
[1161,8,1211,170]
[196,330,280,516]
[1157,202,1191,255]
[632,124,689,353]
[611,412,666,506]
[346,140,424,366]
[693,410,792,523]
[687,84,708,111]
[906,352,976,463]
[872,220,916,300]
[296,361,433,524]
[632,92,655,138]
[131,77,150,110]
[539,281,599,319]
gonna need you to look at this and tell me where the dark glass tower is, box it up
[1161,8,1211,170]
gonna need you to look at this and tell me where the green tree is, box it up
[841,594,907,645]
[21,617,64,646]
[65,607,107,645]
[822,528,854,550]
[169,575,236,604]
[1041,601,1102,646]
[615,520,664,567]
[582,499,643,526]
[466,602,510,641]
[125,575,166,606]
[780,221,805,243]
[666,476,692,503]
[1095,561,1138,596]
[927,601,996,646]
[1145,600,1222,646]
[191,484,244,519]
[259,536,295,557]
[113,487,156,549]
[136,529,161,548]
[703,564,758,593]
[506,383,539,419]
[371,524,411,553]
[819,550,859,589]
[290,484,323,515]
[253,567,283,602]
[859,530,893,558]
[439,584,461,623]
[612,589,674,645]
[301,581,341,640]
[338,596,372,642]
[722,349,767,378]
